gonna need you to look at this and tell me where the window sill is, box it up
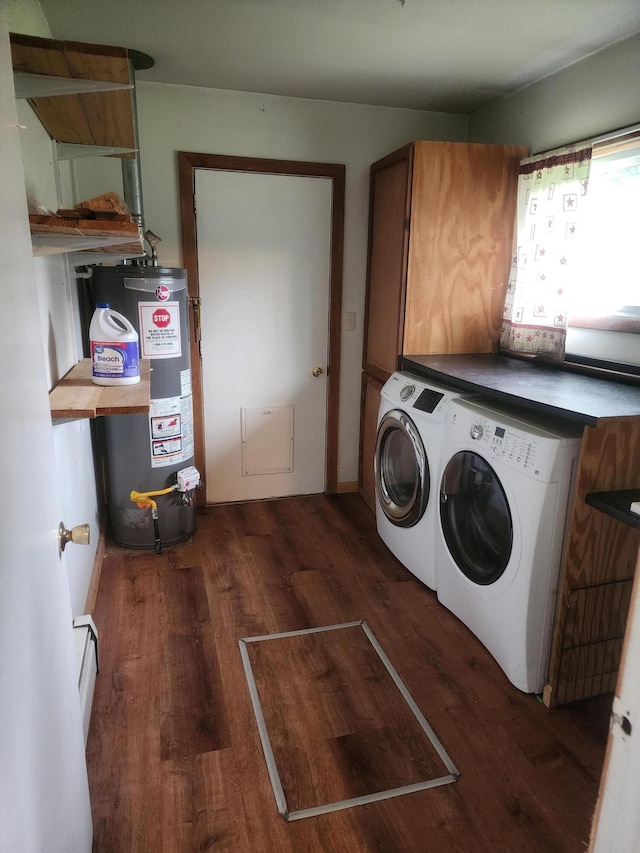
[569,315,640,334]
[563,354,640,386]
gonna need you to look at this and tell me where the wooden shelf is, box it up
[49,359,150,419]
[10,33,135,153]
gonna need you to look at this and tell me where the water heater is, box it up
[91,265,196,549]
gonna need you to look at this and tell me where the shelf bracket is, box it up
[55,142,138,160]
[14,71,133,100]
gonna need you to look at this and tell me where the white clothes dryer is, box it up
[435,397,583,694]
[375,372,461,590]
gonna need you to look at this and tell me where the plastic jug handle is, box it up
[107,311,131,333]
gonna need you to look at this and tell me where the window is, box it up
[565,129,640,374]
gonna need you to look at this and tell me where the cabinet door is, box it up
[362,145,413,379]
[359,372,383,513]
[403,141,526,355]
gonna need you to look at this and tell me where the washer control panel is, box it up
[468,415,543,474]
[450,397,584,482]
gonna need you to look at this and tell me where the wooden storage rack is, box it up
[11,32,144,257]
[11,33,150,420]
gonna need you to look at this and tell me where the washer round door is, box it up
[439,450,513,585]
[375,409,429,528]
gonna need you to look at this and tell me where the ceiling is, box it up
[38,0,640,114]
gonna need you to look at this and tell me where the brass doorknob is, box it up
[312,367,324,377]
[58,522,91,553]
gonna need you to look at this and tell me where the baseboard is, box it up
[84,515,107,615]
[336,481,358,493]
[73,617,98,748]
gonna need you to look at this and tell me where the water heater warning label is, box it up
[149,394,194,468]
[139,301,181,358]
[152,435,182,459]
[151,414,181,439]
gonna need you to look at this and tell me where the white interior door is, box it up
[0,26,92,852]
[589,546,640,851]
[196,168,332,503]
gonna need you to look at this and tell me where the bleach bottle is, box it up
[90,303,140,385]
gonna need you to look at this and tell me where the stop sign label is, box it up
[153,308,171,328]
[139,301,181,358]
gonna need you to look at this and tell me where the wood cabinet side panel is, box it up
[403,142,526,355]
[547,419,640,704]
[359,373,383,513]
[363,153,412,375]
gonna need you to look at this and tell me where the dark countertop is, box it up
[586,491,640,531]
[399,353,640,426]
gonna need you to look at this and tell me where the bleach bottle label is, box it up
[91,340,139,379]
[90,303,140,386]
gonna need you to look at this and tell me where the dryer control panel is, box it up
[413,387,445,414]
[380,372,458,419]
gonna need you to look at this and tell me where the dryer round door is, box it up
[375,409,429,528]
[439,450,513,585]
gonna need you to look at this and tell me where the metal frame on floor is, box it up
[239,620,459,822]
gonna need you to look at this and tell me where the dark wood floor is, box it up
[87,494,611,852]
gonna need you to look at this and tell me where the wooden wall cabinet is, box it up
[359,140,527,503]
[362,140,527,381]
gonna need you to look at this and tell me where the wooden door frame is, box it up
[178,151,345,500]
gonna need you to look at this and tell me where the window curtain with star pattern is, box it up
[500,144,592,360]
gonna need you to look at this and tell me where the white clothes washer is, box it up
[375,372,462,590]
[435,397,583,694]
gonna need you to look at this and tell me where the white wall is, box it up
[6,0,49,36]
[468,33,640,154]
[12,9,100,616]
[73,83,468,485]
